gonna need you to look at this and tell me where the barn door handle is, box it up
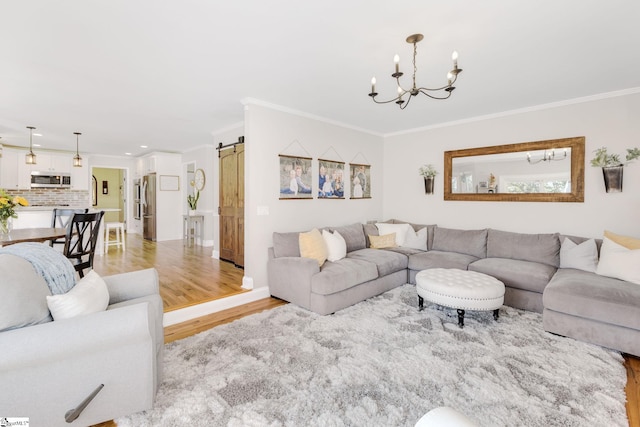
[65,384,104,423]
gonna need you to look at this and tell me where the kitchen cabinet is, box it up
[35,153,73,173]
[0,149,20,189]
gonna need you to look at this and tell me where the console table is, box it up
[182,214,204,247]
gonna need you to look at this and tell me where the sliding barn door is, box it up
[219,144,244,267]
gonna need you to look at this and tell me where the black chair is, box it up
[63,211,105,278]
[50,208,88,247]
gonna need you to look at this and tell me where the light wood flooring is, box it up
[92,233,639,427]
[93,233,246,311]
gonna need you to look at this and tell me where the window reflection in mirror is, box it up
[451,148,572,194]
[444,137,585,202]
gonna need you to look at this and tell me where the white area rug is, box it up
[116,285,628,427]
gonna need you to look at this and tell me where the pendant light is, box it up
[25,126,37,164]
[73,132,82,167]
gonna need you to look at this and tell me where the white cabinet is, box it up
[36,153,72,173]
[0,150,20,189]
[71,163,89,190]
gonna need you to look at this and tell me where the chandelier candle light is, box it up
[368,34,462,109]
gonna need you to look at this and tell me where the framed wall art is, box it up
[349,163,371,199]
[318,159,345,199]
[279,155,313,199]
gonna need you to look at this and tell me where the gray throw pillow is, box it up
[487,229,560,267]
[432,227,487,259]
[272,232,301,258]
[0,254,53,332]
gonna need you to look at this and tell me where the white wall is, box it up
[383,91,640,238]
[243,102,384,290]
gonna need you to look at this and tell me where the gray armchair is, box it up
[0,267,163,427]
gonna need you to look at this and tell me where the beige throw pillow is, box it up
[299,228,327,267]
[604,230,640,250]
[369,233,397,249]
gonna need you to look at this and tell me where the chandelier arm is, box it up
[417,89,452,100]
[399,93,413,110]
[369,95,403,105]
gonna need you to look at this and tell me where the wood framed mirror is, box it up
[444,136,585,202]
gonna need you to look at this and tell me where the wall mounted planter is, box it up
[602,166,624,193]
[424,177,435,195]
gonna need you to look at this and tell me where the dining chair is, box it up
[50,208,88,247]
[63,211,105,278]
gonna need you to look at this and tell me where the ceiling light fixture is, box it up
[527,149,567,165]
[368,34,462,109]
[73,132,82,167]
[25,126,37,165]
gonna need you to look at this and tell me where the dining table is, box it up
[0,227,67,247]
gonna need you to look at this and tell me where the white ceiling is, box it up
[1,0,639,157]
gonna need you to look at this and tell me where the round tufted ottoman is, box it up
[416,268,505,328]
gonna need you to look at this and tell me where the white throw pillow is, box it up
[322,229,347,262]
[403,227,428,251]
[46,270,110,320]
[375,223,413,247]
[595,237,640,285]
[559,238,598,272]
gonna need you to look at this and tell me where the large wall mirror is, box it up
[444,136,585,202]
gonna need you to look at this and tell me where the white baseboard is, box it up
[242,276,254,290]
[163,286,271,327]
[211,250,220,259]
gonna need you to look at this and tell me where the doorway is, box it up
[219,143,244,267]
[92,167,126,227]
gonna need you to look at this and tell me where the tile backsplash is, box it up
[6,189,90,207]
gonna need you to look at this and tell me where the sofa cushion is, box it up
[329,223,366,252]
[604,230,640,249]
[272,231,300,258]
[311,258,378,295]
[369,233,397,249]
[322,229,347,262]
[559,237,598,273]
[409,250,479,271]
[432,227,487,259]
[403,227,428,251]
[375,223,413,246]
[299,228,327,267]
[544,268,640,330]
[486,229,560,267]
[469,258,557,294]
[46,270,110,321]
[0,254,53,332]
[347,248,409,277]
[596,237,640,285]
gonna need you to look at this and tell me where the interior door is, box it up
[219,143,244,267]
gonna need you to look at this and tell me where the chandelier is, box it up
[368,34,462,109]
[527,149,567,165]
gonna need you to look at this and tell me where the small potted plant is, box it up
[590,146,640,193]
[418,164,438,194]
[187,190,200,215]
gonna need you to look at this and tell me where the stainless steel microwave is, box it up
[30,171,72,188]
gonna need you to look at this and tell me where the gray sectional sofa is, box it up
[267,220,640,357]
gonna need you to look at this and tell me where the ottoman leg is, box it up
[457,309,465,328]
[493,308,499,321]
[418,296,424,311]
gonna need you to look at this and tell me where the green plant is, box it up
[187,190,200,210]
[418,164,438,178]
[590,147,640,167]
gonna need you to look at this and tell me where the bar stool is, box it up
[104,222,126,253]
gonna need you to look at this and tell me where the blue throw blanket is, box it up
[0,242,77,295]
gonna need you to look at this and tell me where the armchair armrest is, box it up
[103,267,159,305]
[0,303,156,427]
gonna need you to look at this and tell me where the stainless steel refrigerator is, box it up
[142,173,157,241]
